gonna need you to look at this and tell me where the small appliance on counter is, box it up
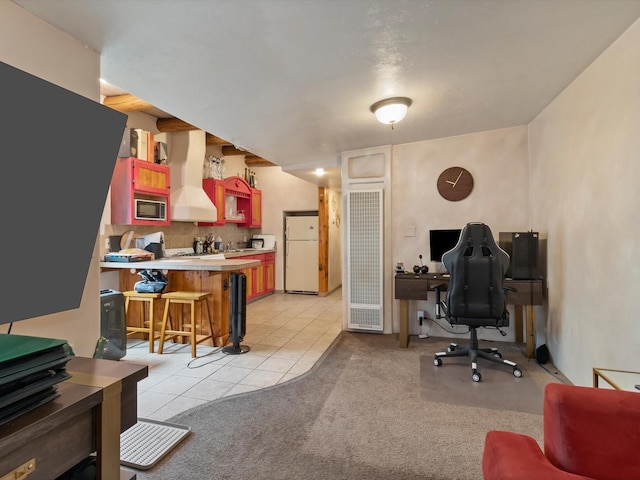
[135,231,165,259]
[251,234,275,250]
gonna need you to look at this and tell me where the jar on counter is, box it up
[193,237,204,254]
[213,235,222,252]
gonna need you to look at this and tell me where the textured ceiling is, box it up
[13,0,640,188]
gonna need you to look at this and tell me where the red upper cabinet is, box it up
[223,176,262,228]
[110,157,171,226]
[248,189,262,227]
[198,178,226,226]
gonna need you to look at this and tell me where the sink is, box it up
[225,248,258,253]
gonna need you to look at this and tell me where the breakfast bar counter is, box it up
[100,256,261,347]
[100,256,261,272]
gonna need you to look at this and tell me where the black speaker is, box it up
[499,231,539,279]
[535,344,549,365]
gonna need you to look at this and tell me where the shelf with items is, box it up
[223,176,262,228]
[110,156,171,226]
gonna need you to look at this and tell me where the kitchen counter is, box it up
[222,248,276,258]
[100,248,275,270]
[99,250,275,347]
[100,255,262,271]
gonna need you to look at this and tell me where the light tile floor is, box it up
[123,289,343,421]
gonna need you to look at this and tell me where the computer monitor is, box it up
[429,229,462,263]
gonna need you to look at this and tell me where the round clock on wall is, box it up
[437,166,474,201]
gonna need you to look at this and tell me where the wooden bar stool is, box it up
[157,291,214,357]
[123,291,162,353]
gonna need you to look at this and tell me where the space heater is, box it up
[98,289,127,360]
[222,272,250,354]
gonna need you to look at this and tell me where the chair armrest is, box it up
[482,431,589,480]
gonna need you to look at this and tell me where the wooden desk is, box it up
[0,357,148,480]
[394,273,544,357]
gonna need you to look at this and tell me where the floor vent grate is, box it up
[120,418,191,470]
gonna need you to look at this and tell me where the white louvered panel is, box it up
[346,189,383,331]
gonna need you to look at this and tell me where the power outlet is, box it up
[417,310,428,338]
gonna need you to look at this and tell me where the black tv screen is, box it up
[1,61,127,325]
[429,229,462,262]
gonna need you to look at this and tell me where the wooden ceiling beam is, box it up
[103,94,154,112]
[104,93,276,166]
[245,155,277,167]
[156,117,198,132]
[221,145,249,156]
[206,133,231,146]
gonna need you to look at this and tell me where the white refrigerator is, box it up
[285,215,319,293]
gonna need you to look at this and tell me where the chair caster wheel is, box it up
[447,346,456,353]
[434,358,442,366]
[493,352,502,358]
[472,371,482,382]
[513,368,523,378]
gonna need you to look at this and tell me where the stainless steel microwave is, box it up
[134,198,167,221]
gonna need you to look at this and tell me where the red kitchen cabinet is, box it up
[198,178,226,226]
[248,188,262,227]
[264,252,275,294]
[236,253,274,301]
[110,157,170,225]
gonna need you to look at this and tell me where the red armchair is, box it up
[482,382,640,480]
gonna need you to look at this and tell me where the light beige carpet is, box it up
[136,331,567,480]
[419,337,561,414]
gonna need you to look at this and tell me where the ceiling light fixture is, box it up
[370,97,413,128]
[315,168,325,176]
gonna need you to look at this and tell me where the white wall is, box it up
[327,188,342,292]
[0,1,102,356]
[391,126,530,340]
[529,18,640,385]
[257,166,319,291]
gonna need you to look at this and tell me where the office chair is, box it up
[433,222,522,382]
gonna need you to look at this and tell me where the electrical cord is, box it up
[124,339,224,367]
[427,317,470,335]
[187,346,225,368]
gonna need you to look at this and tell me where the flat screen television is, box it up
[1,61,127,326]
[429,229,462,262]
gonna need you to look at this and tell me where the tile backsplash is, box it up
[103,222,257,255]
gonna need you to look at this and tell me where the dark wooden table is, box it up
[0,357,147,480]
[394,273,544,357]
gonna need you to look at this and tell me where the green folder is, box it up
[0,333,73,425]
[0,333,72,386]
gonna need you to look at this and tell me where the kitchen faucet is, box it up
[226,241,234,251]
